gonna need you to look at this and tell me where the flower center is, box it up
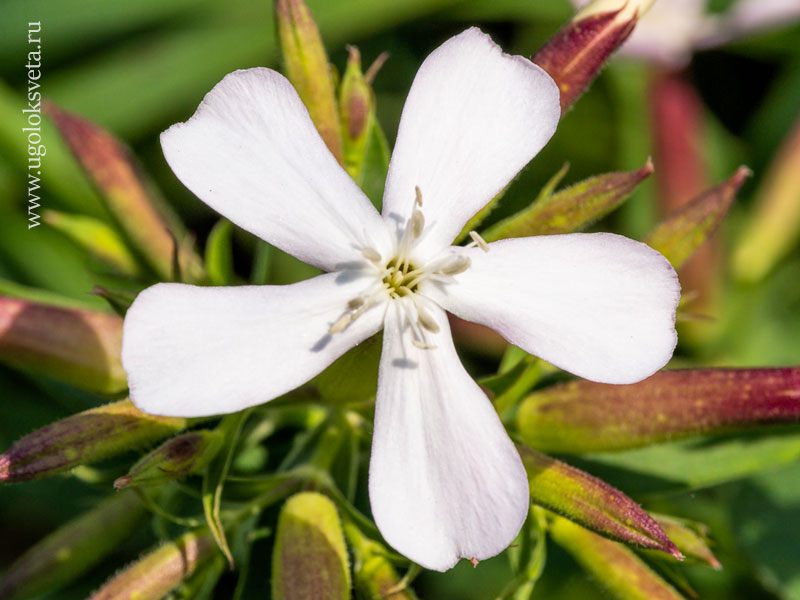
[382,258,422,298]
[327,186,475,343]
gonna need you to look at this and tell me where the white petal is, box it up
[423,234,680,384]
[161,68,391,271]
[122,272,386,417]
[369,301,528,571]
[381,28,560,259]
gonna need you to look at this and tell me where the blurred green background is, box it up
[1,0,800,598]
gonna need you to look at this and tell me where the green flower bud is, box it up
[483,160,654,242]
[45,101,205,283]
[43,210,141,277]
[646,166,750,270]
[272,492,350,600]
[275,0,343,163]
[550,515,685,600]
[0,492,145,600]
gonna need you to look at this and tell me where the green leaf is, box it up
[314,333,381,405]
[205,219,235,286]
[577,430,800,495]
[202,410,249,568]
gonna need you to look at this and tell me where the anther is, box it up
[469,230,490,253]
[347,297,365,310]
[412,339,437,350]
[416,305,440,333]
[362,247,382,263]
[437,255,471,276]
[415,185,423,207]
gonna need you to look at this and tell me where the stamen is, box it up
[469,231,490,253]
[410,210,425,239]
[328,313,353,334]
[362,247,382,263]
[415,185,423,207]
[437,255,471,276]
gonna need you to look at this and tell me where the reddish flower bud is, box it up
[518,367,800,453]
[520,446,681,558]
[533,0,655,112]
[0,296,125,394]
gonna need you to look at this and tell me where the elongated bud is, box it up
[651,514,721,569]
[646,167,751,270]
[272,492,350,600]
[345,523,419,600]
[0,296,126,394]
[88,529,216,600]
[114,430,224,490]
[275,0,343,163]
[519,446,681,558]
[533,0,655,112]
[517,367,800,453]
[550,515,685,600]
[0,399,190,483]
[339,46,388,183]
[0,492,145,600]
[733,116,800,283]
[44,102,205,283]
[483,160,653,242]
[43,210,141,277]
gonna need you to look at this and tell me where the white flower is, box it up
[122,28,680,571]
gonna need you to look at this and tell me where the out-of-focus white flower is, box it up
[573,0,800,68]
[122,29,680,571]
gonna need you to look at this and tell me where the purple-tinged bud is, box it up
[0,492,144,600]
[272,492,350,600]
[0,399,190,483]
[550,515,685,600]
[533,0,655,112]
[0,296,125,394]
[519,446,682,558]
[44,102,205,283]
[483,160,654,241]
[339,46,383,181]
[517,367,800,453]
[114,430,223,490]
[87,529,216,600]
[275,0,343,164]
[646,166,751,270]
[733,116,800,283]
